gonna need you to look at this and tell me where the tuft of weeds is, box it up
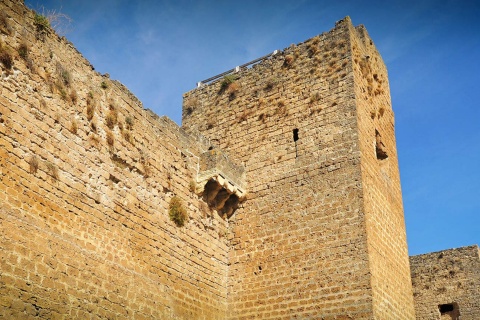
[219,74,238,94]
[0,42,13,70]
[56,62,71,86]
[227,81,240,100]
[69,89,78,104]
[34,13,50,37]
[189,180,196,193]
[169,196,188,227]
[18,42,29,60]
[0,12,12,35]
[308,36,320,56]
[100,81,108,89]
[123,130,134,144]
[45,161,59,180]
[184,97,198,115]
[28,155,39,174]
[125,116,134,130]
[284,54,294,66]
[264,76,279,91]
[86,104,95,121]
[106,130,114,146]
[57,85,69,101]
[70,119,78,134]
[105,108,118,129]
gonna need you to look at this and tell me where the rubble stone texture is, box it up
[410,246,480,320]
[0,0,478,319]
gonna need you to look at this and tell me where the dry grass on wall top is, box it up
[169,196,188,227]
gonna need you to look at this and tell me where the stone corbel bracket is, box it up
[195,149,246,218]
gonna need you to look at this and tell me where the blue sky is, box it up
[25,0,480,255]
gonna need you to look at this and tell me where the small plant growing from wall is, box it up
[169,196,188,227]
[86,104,95,121]
[106,130,114,147]
[17,42,35,70]
[284,54,294,66]
[125,116,134,130]
[70,119,78,134]
[58,86,68,101]
[219,74,238,94]
[105,108,118,129]
[100,81,108,89]
[56,62,71,86]
[0,11,12,35]
[17,42,29,60]
[308,36,320,56]
[189,180,196,193]
[28,155,39,174]
[184,98,198,115]
[45,161,59,180]
[0,42,13,70]
[34,13,50,39]
[139,151,151,177]
[264,77,279,91]
[69,89,78,104]
[123,131,133,144]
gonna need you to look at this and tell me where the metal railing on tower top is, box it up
[196,50,280,88]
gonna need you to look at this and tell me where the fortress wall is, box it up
[350,25,416,318]
[410,245,480,319]
[183,18,377,319]
[0,0,229,318]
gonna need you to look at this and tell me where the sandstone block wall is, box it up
[350,25,416,319]
[183,17,414,319]
[0,1,235,318]
[410,245,480,319]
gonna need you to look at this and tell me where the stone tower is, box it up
[182,17,415,319]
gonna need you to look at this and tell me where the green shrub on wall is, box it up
[169,196,188,227]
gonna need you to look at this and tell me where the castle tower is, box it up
[182,17,415,319]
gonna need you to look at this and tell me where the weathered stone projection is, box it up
[199,176,244,218]
[195,148,246,218]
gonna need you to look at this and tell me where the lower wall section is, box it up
[410,245,480,320]
[1,209,173,319]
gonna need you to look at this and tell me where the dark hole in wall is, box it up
[438,302,460,319]
[293,128,299,142]
[375,129,388,160]
[439,304,454,313]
